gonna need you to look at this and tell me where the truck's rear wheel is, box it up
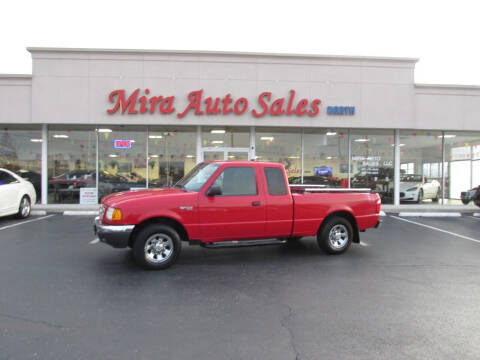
[317,217,353,254]
[133,224,182,270]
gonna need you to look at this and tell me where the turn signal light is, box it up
[376,198,382,213]
[106,207,122,221]
[112,209,122,221]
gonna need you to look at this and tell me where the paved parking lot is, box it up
[1,213,480,360]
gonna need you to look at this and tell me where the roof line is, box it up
[0,74,32,78]
[416,83,480,89]
[26,47,419,63]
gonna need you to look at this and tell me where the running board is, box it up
[201,238,287,249]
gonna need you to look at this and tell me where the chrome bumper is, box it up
[93,216,135,248]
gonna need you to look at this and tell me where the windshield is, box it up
[175,163,220,192]
[401,175,423,182]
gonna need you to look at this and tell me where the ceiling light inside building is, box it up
[185,155,194,158]
[260,137,274,141]
[149,135,163,139]
[212,140,223,144]
[391,144,405,147]
[288,156,300,159]
[443,134,456,138]
[30,138,42,143]
[354,138,370,142]
[326,132,337,136]
[97,128,112,133]
[108,154,118,158]
[211,130,226,134]
[53,134,69,139]
[150,155,159,158]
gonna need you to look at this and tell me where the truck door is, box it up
[262,167,293,238]
[198,165,265,241]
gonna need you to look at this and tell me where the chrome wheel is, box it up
[328,224,349,250]
[20,197,31,218]
[144,233,174,264]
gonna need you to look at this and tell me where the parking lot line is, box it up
[0,215,56,231]
[390,215,480,244]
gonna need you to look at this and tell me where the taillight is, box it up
[376,198,382,213]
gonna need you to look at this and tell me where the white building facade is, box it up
[1,48,479,206]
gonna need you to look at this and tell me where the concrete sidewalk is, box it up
[32,203,479,215]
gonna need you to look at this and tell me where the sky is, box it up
[1,0,479,86]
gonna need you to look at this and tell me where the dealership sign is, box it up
[106,89,323,118]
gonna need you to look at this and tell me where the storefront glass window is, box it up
[302,128,349,187]
[98,126,147,201]
[148,127,197,187]
[350,130,394,201]
[444,131,480,202]
[48,126,97,204]
[399,130,443,204]
[255,128,301,182]
[0,126,42,202]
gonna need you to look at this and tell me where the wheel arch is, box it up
[129,216,189,248]
[318,210,360,243]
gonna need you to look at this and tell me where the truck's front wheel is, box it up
[133,224,182,270]
[318,217,353,255]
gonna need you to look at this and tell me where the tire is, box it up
[417,189,424,204]
[461,198,470,205]
[132,224,182,270]
[17,196,31,219]
[317,217,353,255]
[432,189,441,203]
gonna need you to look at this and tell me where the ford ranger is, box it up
[94,161,381,269]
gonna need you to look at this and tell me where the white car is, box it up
[399,175,441,203]
[0,168,37,218]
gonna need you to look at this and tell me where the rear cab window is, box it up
[264,167,287,195]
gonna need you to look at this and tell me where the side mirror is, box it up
[206,184,222,197]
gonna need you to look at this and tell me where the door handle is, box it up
[252,201,261,206]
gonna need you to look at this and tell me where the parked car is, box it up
[399,175,441,203]
[94,161,381,270]
[461,186,480,206]
[0,168,36,218]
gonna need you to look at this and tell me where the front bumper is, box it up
[93,216,135,248]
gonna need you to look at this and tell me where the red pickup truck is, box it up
[94,161,381,269]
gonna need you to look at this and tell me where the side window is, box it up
[211,167,257,196]
[264,167,287,195]
[0,171,17,185]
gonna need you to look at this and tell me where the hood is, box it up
[102,187,190,207]
[399,181,421,191]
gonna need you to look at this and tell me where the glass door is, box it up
[227,151,249,161]
[201,148,250,162]
[203,150,225,161]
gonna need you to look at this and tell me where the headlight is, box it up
[105,207,122,221]
[406,186,419,192]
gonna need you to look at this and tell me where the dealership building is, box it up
[1,47,479,206]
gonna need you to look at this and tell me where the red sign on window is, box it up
[114,140,133,149]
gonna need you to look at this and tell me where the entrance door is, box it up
[201,148,250,162]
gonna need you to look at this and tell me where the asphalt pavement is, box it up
[1,214,480,360]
